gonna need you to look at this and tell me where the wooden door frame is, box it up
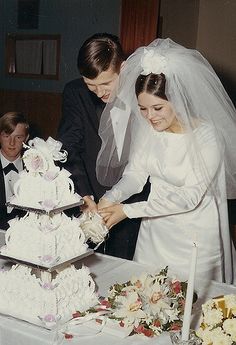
[120,0,160,57]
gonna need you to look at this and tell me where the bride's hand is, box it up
[82,195,97,212]
[97,198,114,210]
[98,204,127,229]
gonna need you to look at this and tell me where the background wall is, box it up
[159,0,199,48]
[1,0,236,137]
[0,0,121,93]
[196,0,236,105]
[159,0,236,105]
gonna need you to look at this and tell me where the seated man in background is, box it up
[0,112,29,230]
[57,33,150,259]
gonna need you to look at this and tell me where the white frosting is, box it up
[0,264,98,328]
[10,137,81,210]
[1,212,88,265]
[11,168,81,210]
[0,137,96,328]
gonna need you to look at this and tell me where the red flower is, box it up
[171,323,181,331]
[64,333,73,339]
[72,311,81,318]
[100,299,111,308]
[119,320,125,327]
[134,324,145,333]
[142,328,154,337]
[153,320,161,327]
[171,281,181,294]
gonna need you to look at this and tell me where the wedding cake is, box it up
[0,137,98,328]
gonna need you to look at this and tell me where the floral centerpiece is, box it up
[70,267,188,338]
[196,295,236,345]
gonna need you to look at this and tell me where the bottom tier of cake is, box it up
[0,263,98,329]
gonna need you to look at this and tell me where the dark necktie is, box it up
[3,163,18,175]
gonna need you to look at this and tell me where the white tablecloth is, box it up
[0,253,236,345]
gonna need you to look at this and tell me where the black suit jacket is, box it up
[57,78,106,201]
[57,78,150,259]
[0,161,26,230]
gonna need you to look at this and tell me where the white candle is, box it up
[181,242,197,341]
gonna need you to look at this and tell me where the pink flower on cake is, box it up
[23,149,48,173]
[31,155,44,170]
[39,313,61,328]
[43,169,59,181]
[41,282,58,290]
[40,199,58,211]
[38,255,56,264]
[44,314,56,322]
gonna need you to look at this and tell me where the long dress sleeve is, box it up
[124,125,221,218]
[102,147,149,203]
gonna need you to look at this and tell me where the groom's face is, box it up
[83,67,119,103]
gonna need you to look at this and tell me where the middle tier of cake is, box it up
[0,212,89,267]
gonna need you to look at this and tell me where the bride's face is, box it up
[137,92,180,133]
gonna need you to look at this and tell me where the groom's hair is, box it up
[77,33,124,79]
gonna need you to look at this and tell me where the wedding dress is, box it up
[103,122,233,283]
[97,38,236,285]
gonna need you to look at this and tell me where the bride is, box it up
[96,38,236,284]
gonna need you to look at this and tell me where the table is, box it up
[0,253,236,345]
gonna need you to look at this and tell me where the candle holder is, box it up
[170,330,202,345]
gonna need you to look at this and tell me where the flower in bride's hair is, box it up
[141,49,167,76]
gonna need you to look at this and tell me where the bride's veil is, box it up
[96,38,236,201]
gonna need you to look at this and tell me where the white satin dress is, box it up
[103,122,234,284]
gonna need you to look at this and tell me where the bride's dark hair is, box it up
[135,73,168,100]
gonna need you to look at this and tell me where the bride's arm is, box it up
[123,125,222,219]
[101,154,149,204]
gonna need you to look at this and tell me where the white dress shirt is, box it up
[0,153,23,213]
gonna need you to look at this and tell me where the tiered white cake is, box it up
[0,137,98,328]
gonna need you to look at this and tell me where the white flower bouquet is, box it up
[70,267,188,338]
[196,295,236,345]
[78,212,108,245]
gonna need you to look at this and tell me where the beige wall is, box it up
[159,0,199,48]
[160,0,236,103]
[196,0,236,103]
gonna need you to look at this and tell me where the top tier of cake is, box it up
[10,137,81,211]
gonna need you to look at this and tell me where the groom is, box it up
[57,33,150,259]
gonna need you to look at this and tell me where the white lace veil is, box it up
[96,38,236,199]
